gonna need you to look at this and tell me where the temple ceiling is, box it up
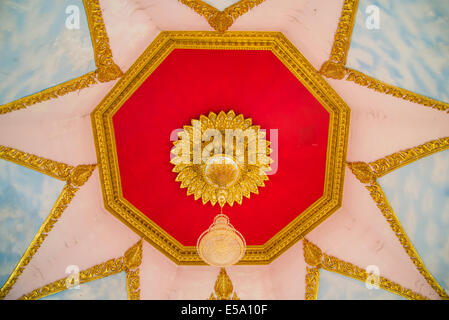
[0,0,448,300]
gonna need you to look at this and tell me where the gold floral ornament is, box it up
[178,0,266,33]
[171,110,273,208]
[209,268,239,300]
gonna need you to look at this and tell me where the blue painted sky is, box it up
[0,159,65,288]
[379,149,449,293]
[317,270,404,300]
[0,0,96,105]
[347,0,449,103]
[42,272,128,300]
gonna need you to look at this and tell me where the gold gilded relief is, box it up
[303,239,427,300]
[0,0,122,115]
[209,268,240,300]
[92,31,350,265]
[320,0,449,112]
[20,239,143,300]
[179,0,266,32]
[0,145,96,300]
[347,137,449,299]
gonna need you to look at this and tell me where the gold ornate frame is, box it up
[178,0,266,32]
[20,239,143,300]
[92,31,350,265]
[0,145,96,299]
[320,0,449,113]
[347,137,449,299]
[303,239,427,300]
[0,0,123,115]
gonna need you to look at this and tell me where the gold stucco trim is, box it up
[347,137,449,299]
[320,0,449,113]
[0,145,96,299]
[19,239,143,300]
[305,266,320,300]
[303,239,427,300]
[0,0,122,115]
[178,0,266,32]
[91,31,351,265]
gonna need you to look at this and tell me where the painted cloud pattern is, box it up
[0,0,96,105]
[379,149,449,292]
[347,0,449,103]
[317,270,404,300]
[0,159,65,287]
[42,272,128,300]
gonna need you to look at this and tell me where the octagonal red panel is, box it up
[112,49,329,246]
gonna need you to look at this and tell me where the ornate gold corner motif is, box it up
[83,0,123,83]
[171,110,272,207]
[347,161,375,184]
[91,31,350,265]
[178,0,266,32]
[19,239,143,300]
[0,0,122,115]
[320,0,449,113]
[303,238,323,267]
[209,268,240,300]
[302,239,427,300]
[346,137,449,299]
[0,145,96,300]
[319,0,359,79]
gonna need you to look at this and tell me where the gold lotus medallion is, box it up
[170,110,273,207]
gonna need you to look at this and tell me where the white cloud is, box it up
[403,173,420,199]
[442,200,449,225]
[403,205,417,239]
[425,221,440,247]
[431,152,449,185]
[421,189,434,213]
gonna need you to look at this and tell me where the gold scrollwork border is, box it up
[91,31,351,265]
[347,137,449,299]
[303,239,427,300]
[0,145,96,299]
[19,239,143,300]
[178,0,266,32]
[320,0,449,113]
[0,0,123,115]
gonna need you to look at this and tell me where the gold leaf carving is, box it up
[365,182,448,299]
[303,239,323,267]
[20,239,143,300]
[0,146,73,180]
[124,239,143,271]
[305,267,320,300]
[69,164,97,187]
[347,161,375,184]
[171,110,272,207]
[0,0,121,115]
[0,145,96,299]
[303,240,427,300]
[178,0,266,32]
[320,0,449,112]
[83,0,123,82]
[91,31,350,265]
[368,137,449,178]
[209,268,239,300]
